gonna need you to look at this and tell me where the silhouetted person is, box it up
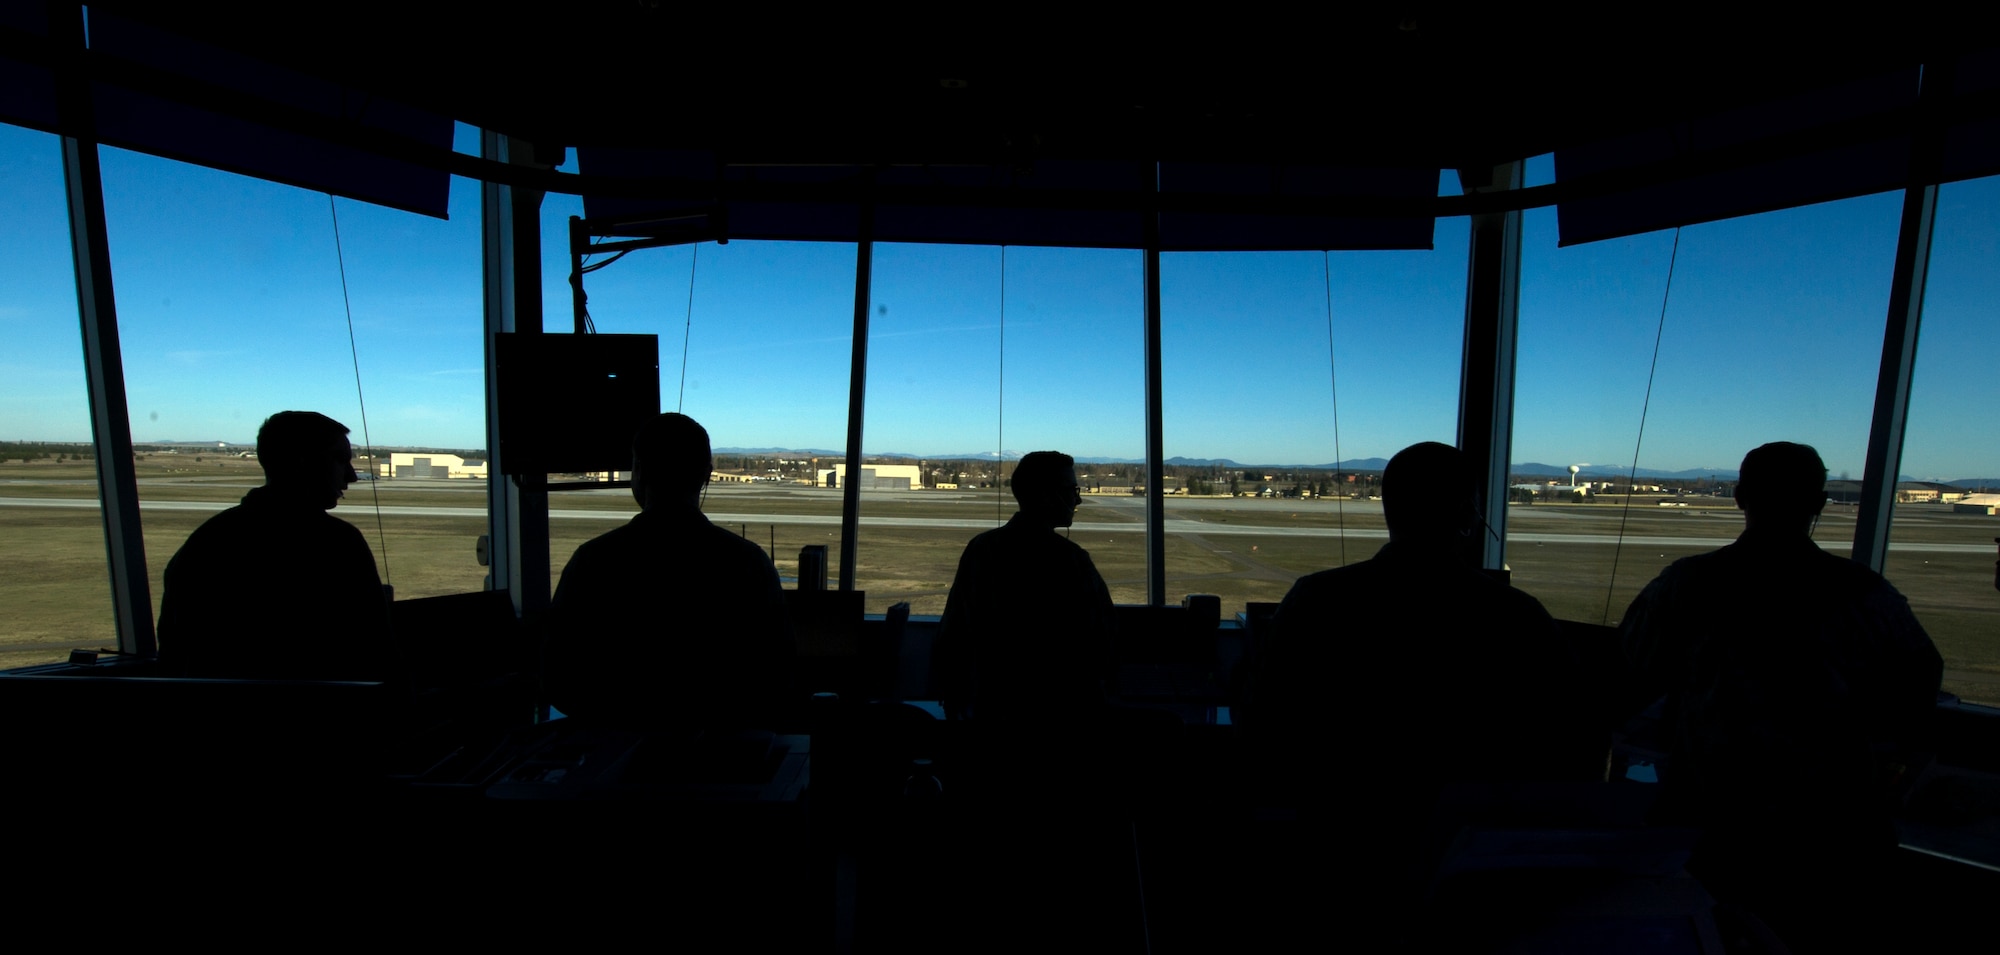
[1232,443,1595,946]
[1620,441,1940,948]
[932,451,1114,722]
[1252,442,1598,800]
[156,411,391,680]
[918,452,1124,950]
[547,413,791,735]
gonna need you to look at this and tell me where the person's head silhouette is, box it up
[1735,441,1827,536]
[632,412,712,510]
[257,411,355,510]
[1011,451,1081,529]
[1382,441,1478,548]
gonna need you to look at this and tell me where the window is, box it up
[1510,161,1901,625]
[0,122,117,666]
[543,226,856,596]
[1887,174,2000,706]
[99,138,486,623]
[1159,236,1467,616]
[861,244,1144,612]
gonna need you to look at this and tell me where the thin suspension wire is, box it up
[328,195,390,586]
[677,244,699,412]
[1603,226,1683,624]
[579,248,629,274]
[1323,252,1347,565]
[997,246,1007,525]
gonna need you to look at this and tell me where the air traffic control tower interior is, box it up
[3,4,1999,950]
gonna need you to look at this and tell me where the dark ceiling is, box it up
[83,3,1970,171]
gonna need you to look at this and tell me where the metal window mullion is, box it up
[1855,64,1951,574]
[63,133,154,656]
[1854,182,1937,572]
[1143,242,1166,606]
[482,131,552,614]
[54,0,153,655]
[1456,161,1525,573]
[839,226,874,592]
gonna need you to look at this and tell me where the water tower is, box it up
[1569,464,1581,487]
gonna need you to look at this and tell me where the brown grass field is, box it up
[5,455,1995,702]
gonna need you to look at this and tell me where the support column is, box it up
[54,0,153,655]
[482,131,550,614]
[1856,202,1936,567]
[1143,238,1167,605]
[839,219,874,592]
[1855,65,1950,574]
[1854,193,1940,573]
[1456,161,1525,574]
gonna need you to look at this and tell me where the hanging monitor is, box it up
[495,333,660,476]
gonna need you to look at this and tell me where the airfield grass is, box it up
[5,457,1995,702]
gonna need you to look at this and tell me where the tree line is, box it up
[3,442,95,463]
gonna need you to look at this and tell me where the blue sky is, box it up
[3,122,1995,479]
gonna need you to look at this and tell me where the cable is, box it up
[579,248,629,274]
[573,242,643,334]
[328,194,391,587]
[677,243,699,412]
[997,245,1007,526]
[1603,226,1682,624]
[1323,251,1347,565]
[566,267,597,333]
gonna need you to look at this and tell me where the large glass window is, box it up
[1889,174,2000,706]
[1159,232,1468,616]
[541,220,856,597]
[0,122,117,667]
[99,134,487,627]
[1510,155,1901,625]
[861,244,1144,612]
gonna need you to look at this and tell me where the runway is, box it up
[3,496,1993,553]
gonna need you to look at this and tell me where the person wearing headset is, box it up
[1619,441,1940,949]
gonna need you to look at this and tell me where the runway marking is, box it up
[1,497,1993,553]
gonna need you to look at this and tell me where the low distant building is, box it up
[377,452,488,479]
[1953,494,2000,516]
[1896,482,1962,504]
[819,462,922,490]
[710,470,757,484]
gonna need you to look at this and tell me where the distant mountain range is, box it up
[126,439,1998,487]
[1513,462,1741,481]
[137,440,489,455]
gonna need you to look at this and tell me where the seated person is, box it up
[1249,442,1600,802]
[931,451,1114,722]
[156,411,392,680]
[546,413,792,735]
[1620,442,1941,945]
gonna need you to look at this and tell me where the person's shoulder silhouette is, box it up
[1619,441,1941,947]
[547,413,791,733]
[156,410,390,680]
[1622,442,1940,812]
[933,450,1113,722]
[1254,442,1590,784]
